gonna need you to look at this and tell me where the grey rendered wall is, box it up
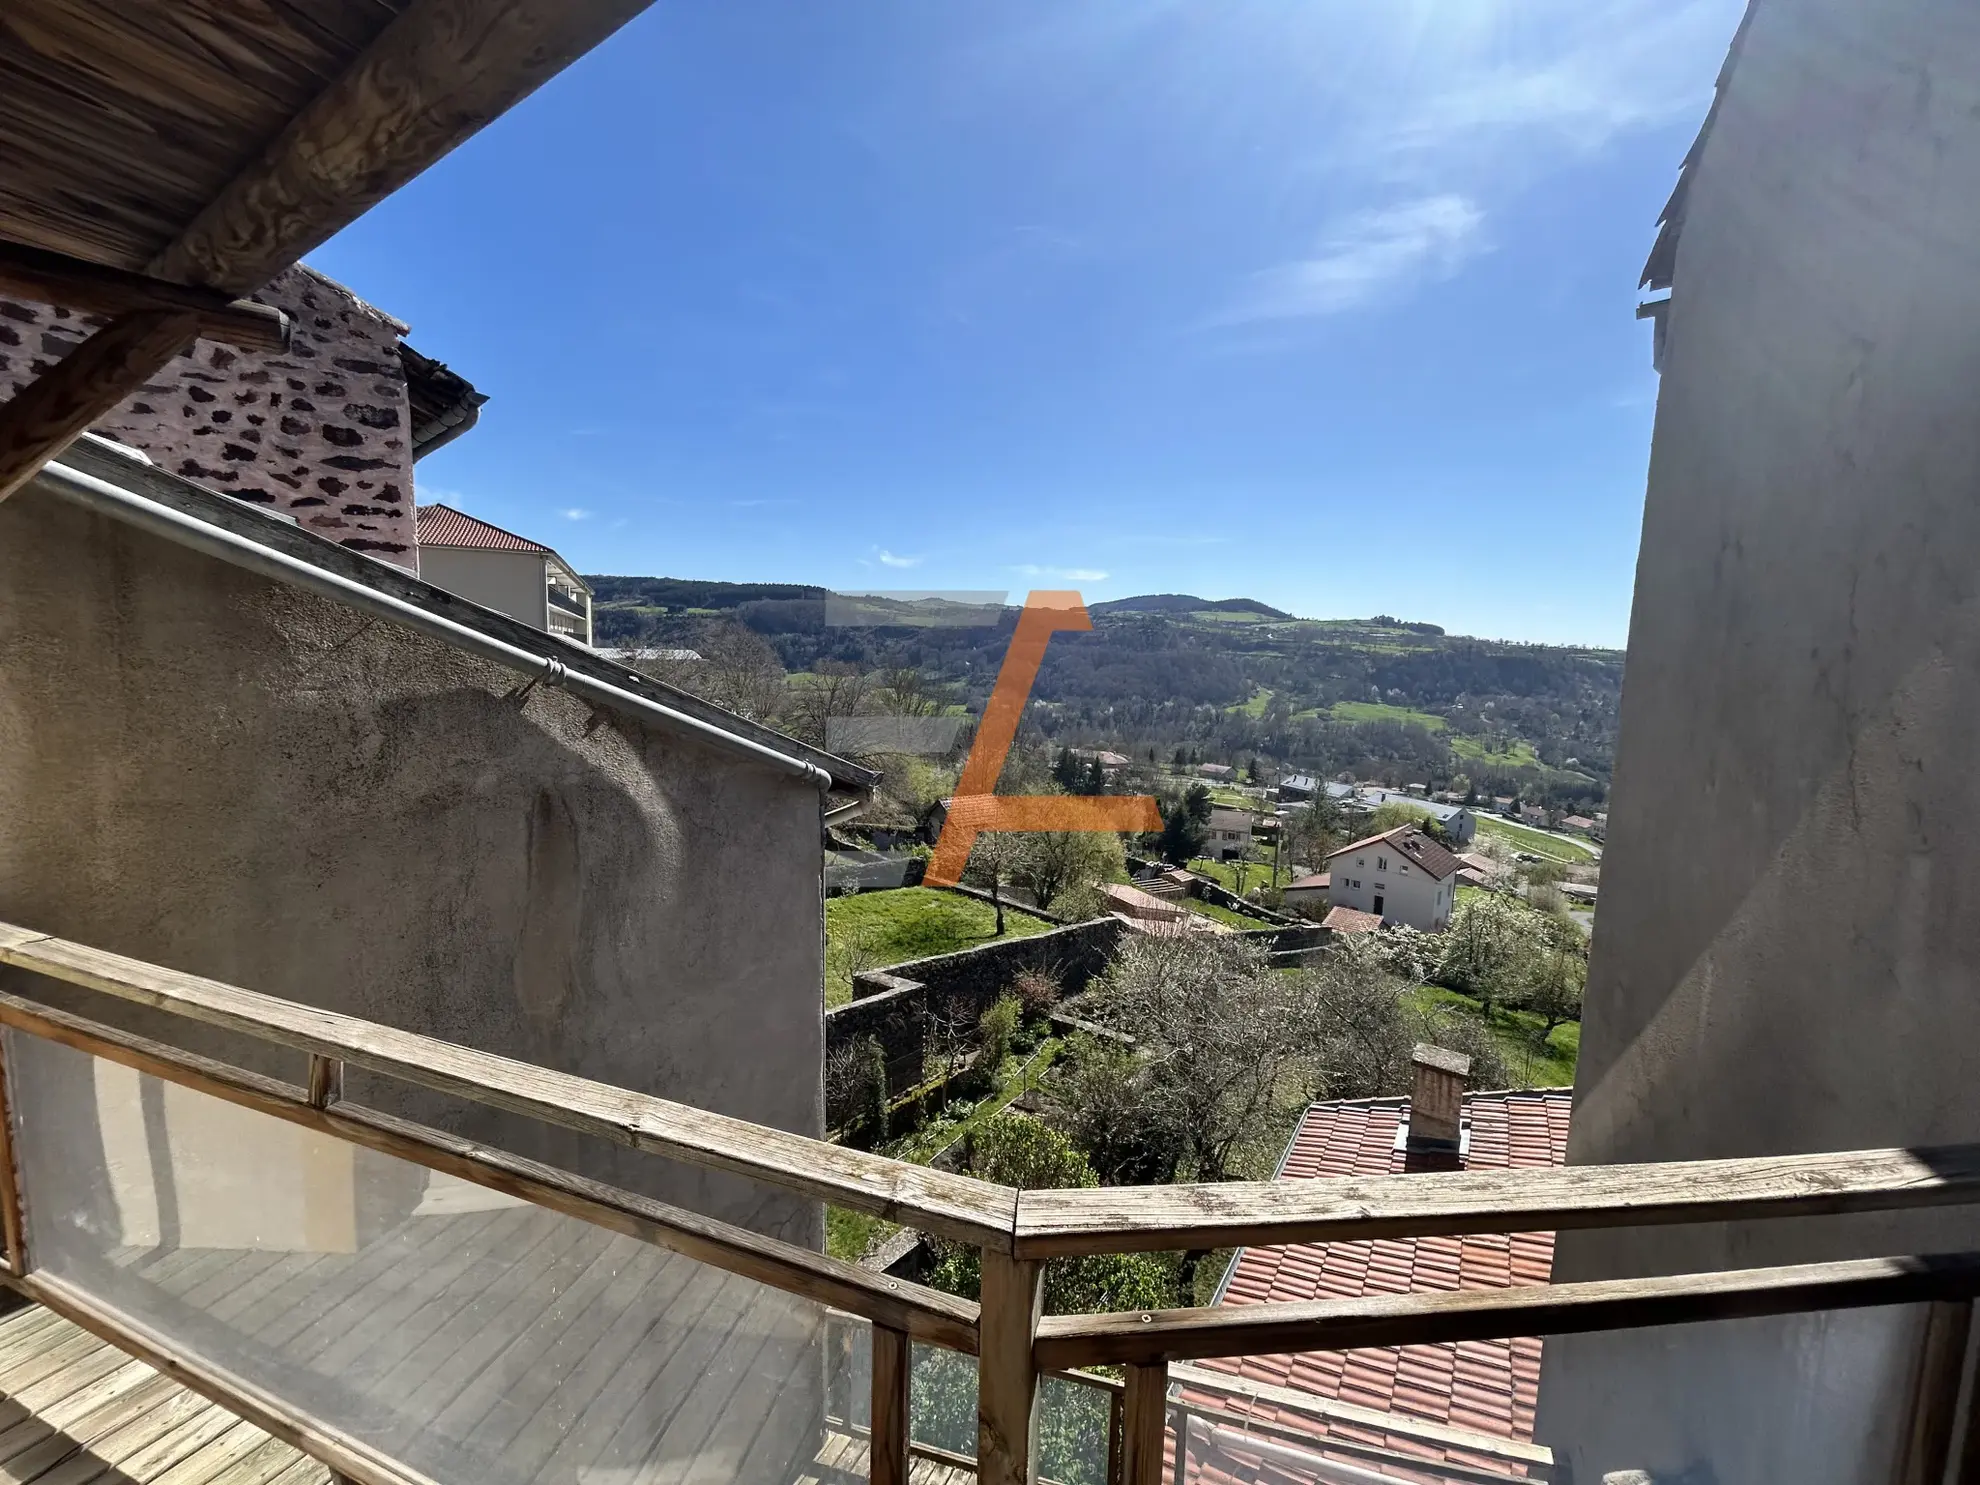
[1538,2,1980,1480]
[0,486,826,1246]
[419,544,549,632]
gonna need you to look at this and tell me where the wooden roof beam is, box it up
[0,240,290,353]
[147,0,657,296]
[0,309,201,504]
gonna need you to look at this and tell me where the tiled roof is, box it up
[415,503,550,553]
[1176,1089,1573,1483]
[1321,906,1382,933]
[1327,825,1463,882]
[1285,872,1329,890]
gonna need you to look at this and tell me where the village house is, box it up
[1279,871,1329,916]
[1324,783,1478,845]
[1324,824,1462,931]
[415,503,595,645]
[1205,805,1254,861]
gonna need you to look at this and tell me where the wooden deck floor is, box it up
[0,1300,974,1485]
[0,1301,329,1485]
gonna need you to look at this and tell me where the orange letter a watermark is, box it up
[924,591,1161,888]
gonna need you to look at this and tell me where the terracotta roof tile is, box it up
[1177,1087,1573,1482]
[414,503,552,554]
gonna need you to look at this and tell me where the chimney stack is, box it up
[1406,1043,1471,1170]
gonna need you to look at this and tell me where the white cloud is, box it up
[560,507,591,521]
[1214,195,1484,325]
[877,549,924,568]
[1012,564,1109,582]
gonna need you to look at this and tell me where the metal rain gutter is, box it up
[32,458,834,791]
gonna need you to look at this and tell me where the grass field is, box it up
[1183,897,1262,929]
[825,887,1054,1006]
[1449,734,1541,768]
[1403,984,1580,1089]
[1472,815,1597,863]
[1329,701,1447,731]
[1233,687,1274,717]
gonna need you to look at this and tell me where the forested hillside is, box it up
[587,579,1623,808]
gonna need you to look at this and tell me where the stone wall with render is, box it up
[0,266,418,566]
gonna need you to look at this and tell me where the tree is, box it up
[1283,793,1346,871]
[926,1113,1176,1315]
[1156,784,1214,865]
[1367,800,1435,835]
[1081,758,1106,795]
[1513,919,1587,1039]
[1050,1034,1181,1185]
[1013,830,1123,912]
[662,621,786,723]
[1434,891,1543,1014]
[1053,747,1082,792]
[963,832,1026,934]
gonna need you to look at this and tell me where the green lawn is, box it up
[1472,816,1597,864]
[1403,985,1580,1089]
[1329,701,1448,731]
[1232,687,1274,717]
[1183,897,1260,929]
[1450,734,1541,768]
[826,887,1054,1006]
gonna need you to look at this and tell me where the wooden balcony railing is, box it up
[0,919,1977,1485]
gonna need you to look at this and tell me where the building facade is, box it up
[1539,1,1980,1479]
[416,503,595,644]
[1324,826,1459,931]
[0,266,481,568]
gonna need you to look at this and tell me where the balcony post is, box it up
[871,1322,911,1485]
[1121,1362,1169,1485]
[1902,1299,1972,1485]
[0,1033,25,1273]
[978,1251,1043,1485]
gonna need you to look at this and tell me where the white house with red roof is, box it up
[1325,825,1462,931]
[415,503,593,645]
[1171,1052,1574,1485]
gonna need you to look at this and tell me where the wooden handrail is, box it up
[12,919,1980,1267]
[1012,1143,1980,1257]
[0,991,980,1353]
[0,925,1017,1250]
[1032,1252,1980,1369]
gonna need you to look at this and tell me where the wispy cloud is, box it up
[877,549,924,569]
[560,507,591,521]
[1212,195,1484,325]
[1012,564,1109,582]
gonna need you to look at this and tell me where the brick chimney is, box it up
[1405,1043,1471,1170]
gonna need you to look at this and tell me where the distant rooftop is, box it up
[1185,1088,1573,1479]
[415,503,552,554]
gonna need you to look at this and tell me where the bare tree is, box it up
[685,621,787,723]
[1012,830,1123,912]
[963,832,1027,934]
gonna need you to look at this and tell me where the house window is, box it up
[1377,856,1388,870]
[1375,883,1385,892]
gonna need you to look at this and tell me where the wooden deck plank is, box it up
[510,1251,744,1482]
[27,1385,226,1485]
[0,1331,108,1400]
[464,1241,681,1458]
[0,1374,179,1484]
[611,1283,821,1485]
[146,1422,278,1485]
[418,1231,649,1451]
[540,1263,776,1482]
[274,1212,524,1375]
[0,1361,160,1472]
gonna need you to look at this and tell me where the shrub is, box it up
[1011,968,1062,1020]
[977,994,1021,1073]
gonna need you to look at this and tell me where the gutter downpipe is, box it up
[32,459,834,791]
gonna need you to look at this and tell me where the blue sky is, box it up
[315,0,1746,648]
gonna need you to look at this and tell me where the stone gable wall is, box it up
[0,266,418,566]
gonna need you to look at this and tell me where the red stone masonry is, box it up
[0,266,418,567]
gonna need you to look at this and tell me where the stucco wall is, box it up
[0,266,419,564]
[1538,1,1980,1478]
[0,481,828,1245]
[418,545,548,631]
